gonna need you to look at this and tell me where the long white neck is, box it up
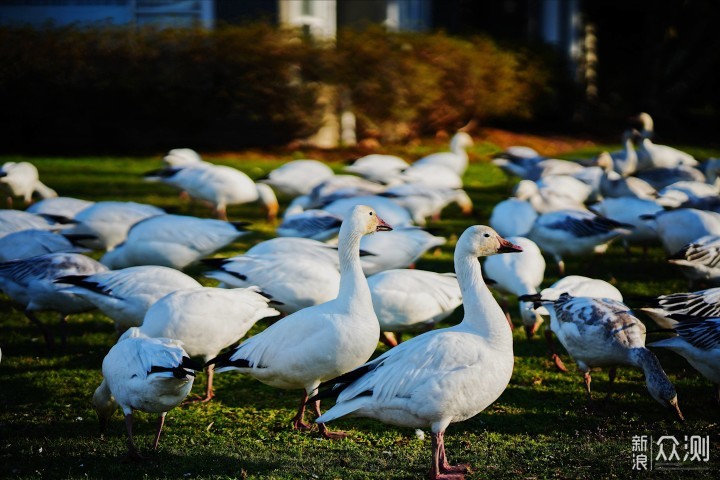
[455,251,512,346]
[336,221,372,309]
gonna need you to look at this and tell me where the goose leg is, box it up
[430,431,468,479]
[292,391,312,431]
[544,328,568,372]
[152,412,166,450]
[313,400,347,439]
[202,365,215,402]
[215,205,228,221]
[603,367,617,404]
[24,310,54,347]
[583,371,593,404]
[380,331,399,347]
[124,413,146,460]
[555,255,565,276]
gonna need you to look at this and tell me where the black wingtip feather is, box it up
[205,349,253,369]
[55,275,110,295]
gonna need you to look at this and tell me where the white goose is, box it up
[641,287,720,330]
[277,209,343,241]
[359,226,446,275]
[306,175,387,208]
[649,318,720,403]
[604,128,639,176]
[0,229,88,262]
[589,197,662,247]
[539,293,683,419]
[513,178,590,214]
[668,235,720,285]
[99,214,249,270]
[208,206,392,438]
[323,195,414,227]
[484,236,546,338]
[0,209,68,239]
[0,161,57,207]
[58,266,201,333]
[245,237,342,267]
[631,112,698,170]
[147,164,279,221]
[344,154,409,184]
[367,269,462,346]
[162,148,205,167]
[656,181,719,209]
[311,226,522,479]
[379,183,473,225]
[258,159,335,198]
[92,328,198,459]
[128,286,280,402]
[63,201,165,251]
[642,208,720,254]
[412,131,474,176]
[595,152,656,199]
[489,198,538,238]
[26,196,95,220]
[0,252,108,346]
[396,163,464,189]
[204,251,340,315]
[529,209,633,274]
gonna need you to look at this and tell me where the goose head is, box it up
[635,348,684,421]
[92,379,117,435]
[513,180,539,200]
[346,205,393,235]
[457,225,523,258]
[451,132,474,151]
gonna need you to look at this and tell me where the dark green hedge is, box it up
[0,24,556,153]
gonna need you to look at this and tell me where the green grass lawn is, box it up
[1,140,720,479]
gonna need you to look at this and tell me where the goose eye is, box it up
[483,233,490,238]
[369,212,373,216]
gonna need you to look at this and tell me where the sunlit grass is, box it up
[1,141,719,479]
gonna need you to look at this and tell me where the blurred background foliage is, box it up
[0,24,556,153]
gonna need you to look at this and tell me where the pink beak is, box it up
[376,217,393,232]
[497,236,523,253]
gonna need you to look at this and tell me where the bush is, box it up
[0,24,556,152]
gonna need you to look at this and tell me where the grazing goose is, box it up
[58,266,201,333]
[277,209,343,241]
[640,287,720,330]
[0,209,69,238]
[258,159,335,198]
[649,317,720,403]
[656,181,719,209]
[529,209,633,274]
[359,226,446,275]
[344,154,409,184]
[589,197,662,248]
[489,198,538,238]
[323,195,414,227]
[162,148,205,167]
[62,201,165,251]
[668,235,720,285]
[128,287,280,402]
[0,253,108,345]
[412,131,473,176]
[99,214,249,270]
[311,226,522,479]
[380,183,472,225]
[0,229,89,262]
[204,251,340,315]
[538,294,683,419]
[208,206,392,438]
[484,236,546,337]
[367,269,462,347]
[513,178,590,214]
[92,329,199,459]
[631,112,698,170]
[26,196,94,220]
[0,161,56,207]
[642,208,720,255]
[146,164,279,221]
[522,275,624,372]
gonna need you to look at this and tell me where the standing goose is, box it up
[642,208,720,255]
[127,287,280,403]
[92,328,199,459]
[311,226,522,479]
[344,154,409,184]
[640,287,720,329]
[257,159,335,198]
[649,317,720,403]
[537,294,683,419]
[0,161,57,208]
[631,112,698,170]
[208,206,392,438]
[412,131,474,176]
[57,266,202,333]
